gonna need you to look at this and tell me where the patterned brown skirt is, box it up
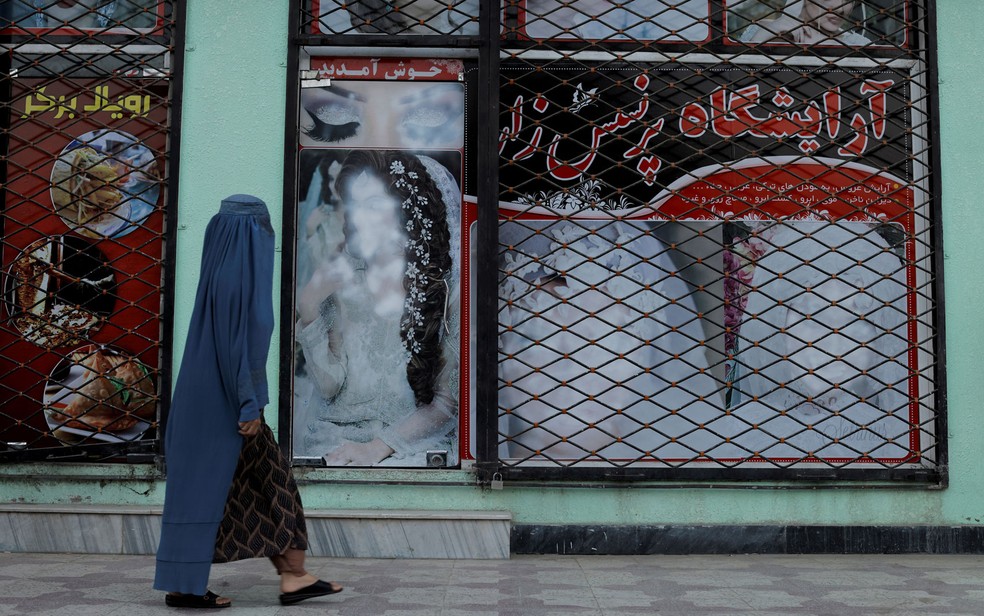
[213,422,308,563]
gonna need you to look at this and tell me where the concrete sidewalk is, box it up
[1,552,983,615]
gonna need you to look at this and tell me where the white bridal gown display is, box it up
[710,221,912,461]
[498,221,721,464]
[292,156,461,465]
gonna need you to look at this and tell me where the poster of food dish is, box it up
[0,77,167,453]
[4,235,116,348]
[50,129,160,239]
[292,58,472,467]
[43,344,155,444]
[493,60,931,467]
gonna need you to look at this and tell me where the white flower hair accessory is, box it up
[392,158,439,359]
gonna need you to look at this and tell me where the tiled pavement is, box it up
[1,552,984,615]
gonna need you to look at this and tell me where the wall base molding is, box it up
[0,507,511,559]
[513,524,984,555]
[7,510,980,557]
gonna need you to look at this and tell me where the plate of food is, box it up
[44,344,156,444]
[50,129,160,239]
[4,235,116,349]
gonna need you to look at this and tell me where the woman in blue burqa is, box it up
[154,195,342,608]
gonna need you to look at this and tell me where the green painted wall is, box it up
[935,0,984,526]
[2,1,983,527]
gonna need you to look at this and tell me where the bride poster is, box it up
[291,59,468,467]
[496,60,931,466]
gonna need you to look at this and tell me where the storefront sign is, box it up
[0,77,167,452]
[496,61,923,465]
[292,60,468,467]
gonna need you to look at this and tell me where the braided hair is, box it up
[335,150,452,406]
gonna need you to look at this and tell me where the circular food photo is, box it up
[4,235,116,349]
[50,129,160,239]
[44,344,156,445]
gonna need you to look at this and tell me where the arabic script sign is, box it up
[310,57,464,81]
[499,63,911,214]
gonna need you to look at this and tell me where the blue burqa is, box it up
[154,195,275,594]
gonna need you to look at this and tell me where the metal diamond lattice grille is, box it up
[0,1,175,461]
[496,0,939,474]
[301,0,480,35]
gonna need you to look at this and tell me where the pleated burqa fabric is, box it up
[154,195,275,594]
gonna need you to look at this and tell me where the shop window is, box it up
[285,0,941,481]
[0,1,180,462]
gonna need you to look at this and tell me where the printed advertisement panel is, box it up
[725,0,909,48]
[495,60,925,466]
[292,59,469,467]
[308,0,478,35]
[1,77,167,454]
[1,0,166,37]
[500,63,911,213]
[518,0,711,42]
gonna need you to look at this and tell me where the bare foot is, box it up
[280,572,319,594]
[277,578,344,605]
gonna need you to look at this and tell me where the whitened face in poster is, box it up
[523,0,710,41]
[498,220,725,463]
[712,222,912,460]
[1,0,158,31]
[300,81,465,150]
[293,149,462,467]
[315,0,478,35]
[729,0,907,47]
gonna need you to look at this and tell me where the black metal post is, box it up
[278,0,304,459]
[475,0,501,483]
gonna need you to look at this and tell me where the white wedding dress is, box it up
[710,222,911,461]
[293,156,462,465]
[498,221,721,464]
[293,267,460,463]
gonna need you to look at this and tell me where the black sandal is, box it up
[165,590,232,609]
[279,579,343,606]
